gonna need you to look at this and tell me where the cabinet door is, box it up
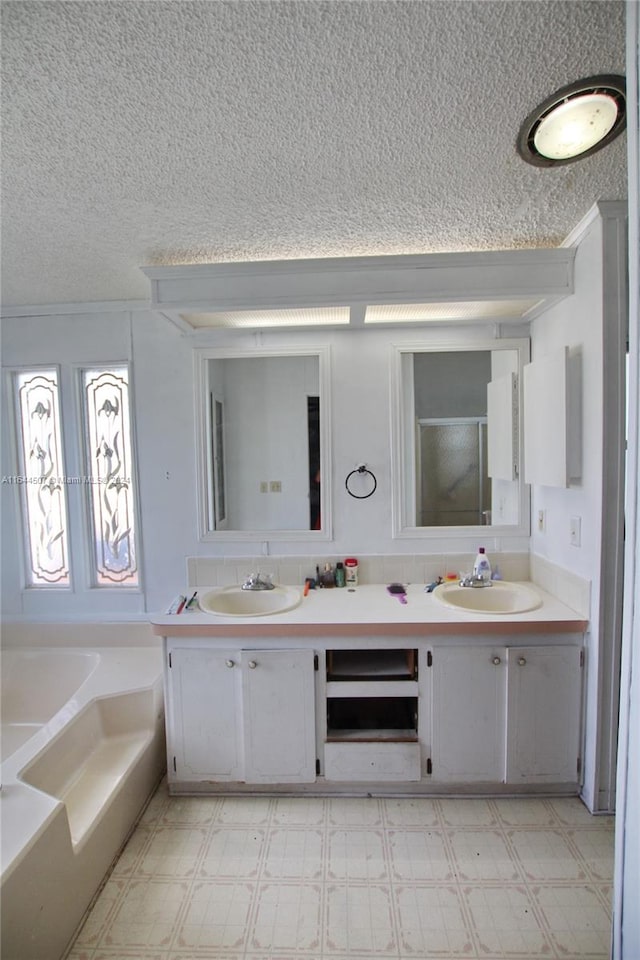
[506,645,582,783]
[242,649,316,783]
[431,646,506,782]
[168,648,242,782]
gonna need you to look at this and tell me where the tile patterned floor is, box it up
[66,785,614,960]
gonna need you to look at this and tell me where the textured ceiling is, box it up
[0,0,628,308]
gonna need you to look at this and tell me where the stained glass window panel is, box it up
[83,367,138,586]
[16,370,70,585]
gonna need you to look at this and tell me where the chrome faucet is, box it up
[241,572,275,591]
[459,574,493,588]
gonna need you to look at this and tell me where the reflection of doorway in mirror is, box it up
[417,419,490,526]
[209,395,227,530]
[307,396,321,530]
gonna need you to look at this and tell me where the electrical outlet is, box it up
[537,509,546,532]
[270,480,282,493]
[259,481,268,493]
[570,516,582,547]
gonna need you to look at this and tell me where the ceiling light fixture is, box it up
[517,74,626,167]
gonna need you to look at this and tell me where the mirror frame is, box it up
[390,338,531,540]
[194,345,332,541]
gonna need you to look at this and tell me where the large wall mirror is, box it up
[195,346,331,540]
[391,339,530,539]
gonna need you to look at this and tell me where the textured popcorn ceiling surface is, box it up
[0,0,628,307]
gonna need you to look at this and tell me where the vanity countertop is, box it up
[150,582,588,637]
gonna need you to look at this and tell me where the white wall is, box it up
[614,2,640,955]
[529,203,627,812]
[2,317,531,617]
[0,309,146,619]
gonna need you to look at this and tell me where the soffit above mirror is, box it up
[141,249,574,334]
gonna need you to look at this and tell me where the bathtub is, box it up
[0,642,165,960]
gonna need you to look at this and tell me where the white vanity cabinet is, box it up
[156,611,586,795]
[165,641,316,786]
[431,644,506,782]
[430,641,583,785]
[505,644,583,783]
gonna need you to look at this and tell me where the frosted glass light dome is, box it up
[517,75,626,167]
[533,92,619,160]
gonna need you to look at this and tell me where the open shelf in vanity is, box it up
[326,648,417,681]
[324,647,422,779]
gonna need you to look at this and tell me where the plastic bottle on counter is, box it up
[345,557,358,586]
[335,562,346,587]
[473,547,492,582]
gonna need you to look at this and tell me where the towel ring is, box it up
[345,464,378,500]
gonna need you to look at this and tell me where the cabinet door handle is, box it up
[248,660,257,669]
[225,659,235,668]
[518,657,527,666]
[492,656,501,665]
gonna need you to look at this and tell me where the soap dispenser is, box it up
[473,547,492,582]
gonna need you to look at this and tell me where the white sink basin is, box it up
[433,581,542,615]
[200,585,301,617]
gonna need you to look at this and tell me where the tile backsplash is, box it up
[530,553,591,618]
[187,552,531,589]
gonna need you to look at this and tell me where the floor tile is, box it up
[67,788,615,960]
[567,828,616,880]
[491,797,556,827]
[173,879,255,951]
[249,881,323,952]
[438,798,498,827]
[533,883,613,958]
[214,796,272,825]
[159,795,220,826]
[382,797,440,827]
[198,827,266,878]
[263,826,325,879]
[272,795,327,825]
[388,828,454,881]
[508,829,589,881]
[72,878,130,949]
[448,829,522,881]
[110,825,154,877]
[93,952,169,959]
[463,884,552,958]
[135,826,208,878]
[327,828,389,881]
[325,883,397,954]
[395,883,474,956]
[98,879,189,950]
[328,796,384,826]
[547,797,614,827]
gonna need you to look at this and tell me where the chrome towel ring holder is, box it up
[345,464,378,499]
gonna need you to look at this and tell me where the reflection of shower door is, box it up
[418,418,490,526]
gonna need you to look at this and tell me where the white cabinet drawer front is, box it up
[324,741,421,781]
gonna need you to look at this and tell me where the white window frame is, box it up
[5,361,144,617]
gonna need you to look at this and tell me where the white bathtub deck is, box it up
[1,646,163,878]
[1,643,165,960]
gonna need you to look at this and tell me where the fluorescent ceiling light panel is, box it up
[182,306,350,328]
[365,299,542,324]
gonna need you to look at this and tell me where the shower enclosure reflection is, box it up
[392,340,530,539]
